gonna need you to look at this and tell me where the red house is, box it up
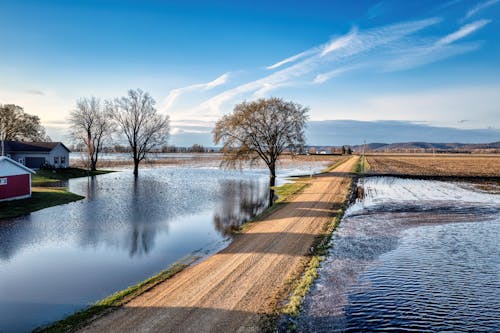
[0,156,36,202]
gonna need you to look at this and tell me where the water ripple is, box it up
[297,177,500,332]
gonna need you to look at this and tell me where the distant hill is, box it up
[351,141,500,152]
[305,141,500,154]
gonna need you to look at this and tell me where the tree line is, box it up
[3,92,310,207]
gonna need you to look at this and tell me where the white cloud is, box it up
[313,66,357,84]
[266,49,317,70]
[195,18,443,115]
[163,73,229,110]
[436,19,490,45]
[321,28,358,57]
[465,0,499,20]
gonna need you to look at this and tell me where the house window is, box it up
[54,156,59,164]
[61,156,66,164]
[0,178,7,185]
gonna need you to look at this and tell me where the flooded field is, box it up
[298,177,500,332]
[0,163,328,333]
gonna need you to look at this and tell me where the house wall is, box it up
[0,174,31,201]
[9,152,49,167]
[49,144,70,168]
[7,144,70,168]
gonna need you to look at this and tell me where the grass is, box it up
[35,257,199,333]
[0,187,84,219]
[32,168,114,185]
[355,155,370,174]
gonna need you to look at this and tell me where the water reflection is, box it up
[213,180,268,236]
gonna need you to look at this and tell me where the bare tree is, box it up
[0,104,49,142]
[112,89,170,176]
[214,97,308,207]
[69,97,114,171]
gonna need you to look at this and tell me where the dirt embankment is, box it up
[77,156,359,333]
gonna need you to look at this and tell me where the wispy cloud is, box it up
[436,19,490,45]
[163,73,229,110]
[465,0,499,20]
[25,89,45,96]
[197,18,442,114]
[366,1,386,20]
[266,49,317,70]
[321,28,358,57]
[165,14,491,120]
[313,66,360,84]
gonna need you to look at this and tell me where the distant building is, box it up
[4,141,70,169]
[0,156,36,202]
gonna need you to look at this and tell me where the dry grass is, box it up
[366,154,500,177]
[71,153,347,170]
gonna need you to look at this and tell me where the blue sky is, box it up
[1,0,499,145]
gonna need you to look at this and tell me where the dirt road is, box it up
[79,156,358,333]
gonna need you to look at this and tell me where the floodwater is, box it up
[0,164,326,333]
[298,177,500,332]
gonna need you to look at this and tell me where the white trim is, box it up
[0,193,31,202]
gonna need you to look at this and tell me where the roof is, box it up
[4,141,71,153]
[0,156,36,174]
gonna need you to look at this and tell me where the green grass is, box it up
[32,168,114,185]
[0,187,84,219]
[35,257,199,333]
[355,155,370,174]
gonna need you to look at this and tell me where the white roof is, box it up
[0,156,36,177]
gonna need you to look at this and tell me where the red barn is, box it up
[0,156,36,202]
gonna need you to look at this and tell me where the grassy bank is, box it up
[33,168,114,185]
[36,257,199,333]
[0,187,84,219]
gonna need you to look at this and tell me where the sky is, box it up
[0,0,499,146]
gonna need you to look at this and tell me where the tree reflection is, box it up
[126,177,160,257]
[213,179,268,236]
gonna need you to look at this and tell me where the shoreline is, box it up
[36,157,358,333]
[34,167,324,332]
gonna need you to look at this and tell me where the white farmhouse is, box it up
[4,141,70,169]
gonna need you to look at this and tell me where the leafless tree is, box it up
[69,97,114,171]
[112,89,170,176]
[0,104,49,142]
[214,97,308,207]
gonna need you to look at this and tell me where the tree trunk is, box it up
[90,158,97,172]
[268,163,276,207]
[133,159,140,177]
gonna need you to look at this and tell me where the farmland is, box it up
[366,154,500,178]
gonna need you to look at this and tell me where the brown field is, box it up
[366,154,500,177]
[71,153,347,170]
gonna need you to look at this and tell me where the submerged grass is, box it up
[0,187,84,219]
[35,256,199,333]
